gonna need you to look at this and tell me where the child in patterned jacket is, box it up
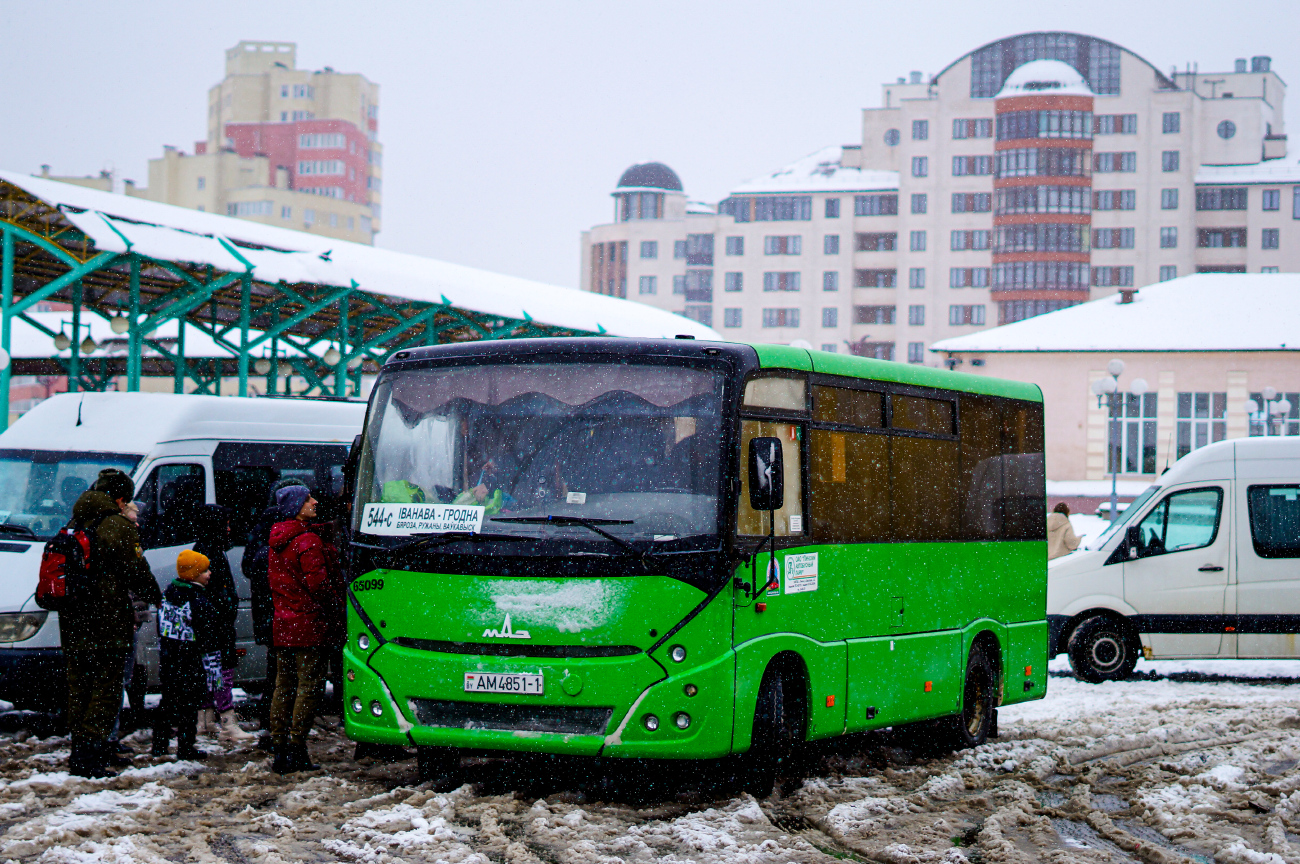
[151,550,223,760]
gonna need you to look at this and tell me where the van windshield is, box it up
[355,361,725,549]
[0,449,143,540]
[1089,484,1159,549]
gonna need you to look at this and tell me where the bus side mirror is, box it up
[1126,525,1142,558]
[748,437,784,512]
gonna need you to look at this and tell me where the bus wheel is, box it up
[940,643,996,750]
[742,661,806,798]
[1068,615,1139,683]
[416,746,462,790]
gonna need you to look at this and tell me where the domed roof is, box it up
[617,162,683,191]
[996,59,1093,98]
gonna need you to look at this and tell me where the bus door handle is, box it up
[1197,564,1224,572]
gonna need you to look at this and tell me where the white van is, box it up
[1048,436,1300,682]
[0,392,365,709]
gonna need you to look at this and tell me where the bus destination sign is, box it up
[360,503,486,536]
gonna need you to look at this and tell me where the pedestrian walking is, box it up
[63,468,161,778]
[267,486,344,774]
[1047,502,1082,560]
[152,550,223,761]
[192,504,256,745]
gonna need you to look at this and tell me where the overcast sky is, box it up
[2,1,1295,288]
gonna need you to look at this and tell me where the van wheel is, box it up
[742,661,806,797]
[1068,615,1139,683]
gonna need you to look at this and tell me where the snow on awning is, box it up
[2,171,720,341]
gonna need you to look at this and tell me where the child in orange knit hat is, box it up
[152,550,222,760]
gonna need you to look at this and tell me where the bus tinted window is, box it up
[891,436,959,540]
[744,377,805,410]
[813,386,883,427]
[892,394,955,435]
[1000,402,1046,540]
[737,420,803,536]
[809,430,889,541]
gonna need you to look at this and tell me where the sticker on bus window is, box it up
[785,552,818,594]
[766,558,780,596]
[360,502,485,536]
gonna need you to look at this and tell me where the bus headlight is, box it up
[643,714,659,731]
[351,697,364,714]
[0,612,47,643]
[370,700,383,717]
[358,633,370,651]
[674,712,691,730]
[670,645,686,663]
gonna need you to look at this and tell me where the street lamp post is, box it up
[1091,359,1149,524]
[1246,386,1293,437]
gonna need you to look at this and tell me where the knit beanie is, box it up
[91,468,134,503]
[176,549,210,581]
[275,484,312,518]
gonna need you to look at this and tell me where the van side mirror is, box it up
[342,434,363,508]
[748,437,784,512]
[1125,525,1142,558]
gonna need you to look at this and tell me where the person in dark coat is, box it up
[267,486,344,773]
[64,469,162,778]
[152,550,224,760]
[191,505,255,745]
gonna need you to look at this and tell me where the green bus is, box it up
[343,337,1047,789]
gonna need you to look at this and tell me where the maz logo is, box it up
[482,613,530,640]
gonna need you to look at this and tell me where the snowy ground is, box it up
[3,660,1300,862]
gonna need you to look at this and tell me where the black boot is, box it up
[104,742,133,766]
[70,742,115,778]
[151,732,170,758]
[176,725,205,762]
[293,742,319,772]
[270,742,295,774]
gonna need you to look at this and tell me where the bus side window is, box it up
[809,429,889,542]
[737,419,803,536]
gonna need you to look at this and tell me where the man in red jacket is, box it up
[266,486,343,773]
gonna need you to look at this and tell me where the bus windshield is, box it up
[356,361,725,547]
[0,449,143,540]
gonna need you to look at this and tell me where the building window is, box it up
[1294,187,1300,219]
[673,240,687,259]
[998,299,1078,323]
[297,160,345,176]
[763,272,801,292]
[683,270,712,302]
[672,275,685,295]
[685,234,714,265]
[1262,228,1280,249]
[683,305,712,327]
[751,196,812,221]
[907,342,925,364]
[764,235,801,255]
[280,85,289,98]
[1092,266,1135,287]
[821,344,838,353]
[1262,266,1280,273]
[1160,227,1178,248]
[726,236,744,256]
[948,305,985,326]
[1093,190,1136,211]
[912,119,929,140]
[724,308,743,328]
[304,208,315,225]
[1262,189,1281,211]
[1249,391,1300,436]
[822,308,839,328]
[992,261,1088,290]
[908,305,925,325]
[197,177,205,190]
[952,118,993,139]
[990,222,1088,254]
[854,305,896,324]
[1110,392,1159,474]
[997,108,1093,140]
[854,269,897,288]
[280,112,288,122]
[348,217,355,231]
[909,267,926,289]
[329,213,338,227]
[1093,114,1137,135]
[1161,151,1180,172]
[1176,393,1227,458]
[951,192,992,213]
[292,84,315,99]
[1093,227,1136,249]
[640,241,658,259]
[885,129,901,146]
[825,198,840,218]
[227,201,274,217]
[618,191,663,221]
[762,308,800,328]
[994,185,1089,215]
[851,341,895,360]
[909,231,927,252]
[823,235,840,255]
[950,230,991,251]
[280,206,291,219]
[911,156,928,178]
[1197,228,1247,248]
[911,193,928,214]
[1162,112,1181,134]
[299,133,347,149]
[949,267,991,288]
[822,271,839,292]
[855,232,897,251]
[1161,188,1179,210]
[1217,120,1237,140]
[996,147,1091,178]
[724,272,743,292]
[639,276,657,295]
[854,193,899,216]
[1159,265,1178,281]
[1197,188,1248,210]
[1094,152,1137,173]
[952,156,994,176]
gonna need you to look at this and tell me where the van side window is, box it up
[212,443,350,543]
[1134,488,1222,558]
[134,464,205,549]
[1247,485,1300,559]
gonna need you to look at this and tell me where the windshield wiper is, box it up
[0,524,36,540]
[354,531,528,558]
[490,515,662,571]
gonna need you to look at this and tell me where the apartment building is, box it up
[582,32,1297,362]
[128,41,381,244]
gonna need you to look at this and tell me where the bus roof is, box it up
[751,343,1043,402]
[0,392,365,456]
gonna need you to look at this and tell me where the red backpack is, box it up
[36,521,100,612]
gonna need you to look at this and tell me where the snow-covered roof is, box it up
[996,60,1094,98]
[728,146,899,195]
[1196,154,1300,185]
[0,171,719,341]
[931,274,1300,353]
[686,200,717,215]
